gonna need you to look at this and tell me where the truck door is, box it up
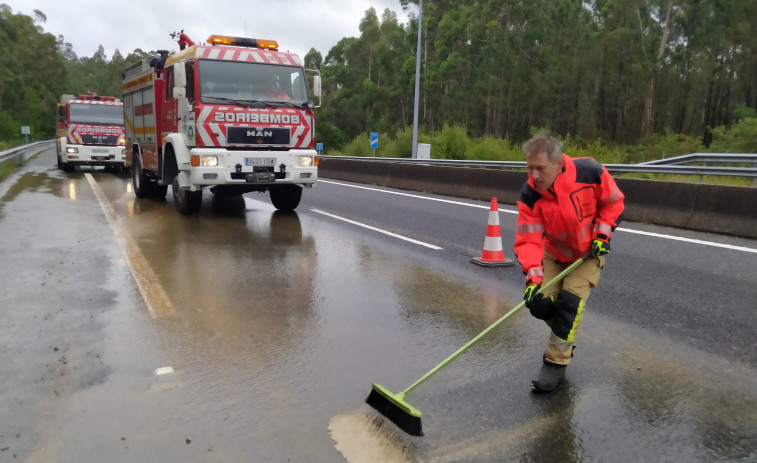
[161,66,179,139]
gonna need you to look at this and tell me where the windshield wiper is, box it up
[204,96,309,109]
[266,101,310,109]
[203,96,267,108]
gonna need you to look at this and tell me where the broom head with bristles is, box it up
[365,383,423,437]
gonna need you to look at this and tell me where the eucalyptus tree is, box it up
[0,7,66,141]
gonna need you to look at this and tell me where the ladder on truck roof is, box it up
[122,50,170,82]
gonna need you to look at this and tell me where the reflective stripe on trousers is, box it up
[540,249,604,366]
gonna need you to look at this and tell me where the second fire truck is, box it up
[121,31,321,214]
[56,93,126,172]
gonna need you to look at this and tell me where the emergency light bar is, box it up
[207,35,278,50]
[74,93,117,101]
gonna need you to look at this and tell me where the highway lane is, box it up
[1,147,755,462]
[302,179,757,367]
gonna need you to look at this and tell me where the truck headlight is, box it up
[66,147,79,154]
[201,155,218,167]
[297,156,313,167]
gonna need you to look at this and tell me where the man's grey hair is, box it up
[522,132,563,162]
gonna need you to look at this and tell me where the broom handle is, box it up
[400,255,588,397]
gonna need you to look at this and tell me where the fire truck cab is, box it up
[56,93,126,172]
[121,32,321,214]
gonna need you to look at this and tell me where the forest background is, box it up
[1,0,756,168]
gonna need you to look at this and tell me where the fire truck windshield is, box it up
[69,103,124,125]
[198,60,309,106]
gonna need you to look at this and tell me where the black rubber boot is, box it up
[531,359,566,394]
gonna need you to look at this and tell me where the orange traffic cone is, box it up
[471,198,515,267]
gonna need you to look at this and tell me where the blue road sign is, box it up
[370,132,378,149]
[316,142,323,151]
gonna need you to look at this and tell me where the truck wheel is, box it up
[57,154,62,169]
[132,154,151,198]
[172,176,202,214]
[269,184,302,211]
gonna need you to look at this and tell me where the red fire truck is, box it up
[56,93,126,172]
[121,31,321,214]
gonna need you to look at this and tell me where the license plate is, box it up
[92,149,108,153]
[245,158,276,166]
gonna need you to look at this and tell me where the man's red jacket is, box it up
[514,154,625,284]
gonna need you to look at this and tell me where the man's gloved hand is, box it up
[523,279,542,309]
[590,233,611,257]
[524,278,555,320]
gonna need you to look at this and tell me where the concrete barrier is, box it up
[319,158,757,240]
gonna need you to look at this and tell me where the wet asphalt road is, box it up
[0,147,755,462]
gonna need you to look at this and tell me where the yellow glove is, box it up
[590,238,610,257]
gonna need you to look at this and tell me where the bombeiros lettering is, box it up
[213,112,300,124]
[76,127,122,134]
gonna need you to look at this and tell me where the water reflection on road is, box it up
[83,175,757,461]
[3,165,754,462]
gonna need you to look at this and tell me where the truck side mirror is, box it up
[174,63,187,87]
[313,75,322,99]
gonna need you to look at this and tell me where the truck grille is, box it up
[81,134,119,145]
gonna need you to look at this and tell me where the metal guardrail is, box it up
[0,140,55,163]
[320,153,757,186]
[638,153,757,166]
[637,153,757,186]
[0,141,55,181]
[3,143,754,185]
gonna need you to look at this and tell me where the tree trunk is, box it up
[505,80,512,139]
[641,0,675,137]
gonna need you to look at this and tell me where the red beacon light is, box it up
[206,35,278,51]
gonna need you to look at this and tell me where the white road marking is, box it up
[319,179,757,255]
[320,180,515,213]
[614,227,757,254]
[85,173,176,318]
[154,367,175,376]
[311,208,443,250]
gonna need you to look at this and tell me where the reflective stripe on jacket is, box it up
[514,154,625,282]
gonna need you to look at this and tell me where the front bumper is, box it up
[184,148,318,188]
[63,144,126,166]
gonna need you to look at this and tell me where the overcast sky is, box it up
[9,0,412,60]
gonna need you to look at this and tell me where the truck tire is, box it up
[132,154,151,198]
[269,184,302,211]
[172,176,202,214]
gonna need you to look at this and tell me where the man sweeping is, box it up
[514,132,625,393]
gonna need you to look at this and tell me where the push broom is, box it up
[365,256,587,436]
